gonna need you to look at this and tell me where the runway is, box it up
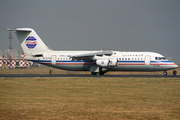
[0,74,180,78]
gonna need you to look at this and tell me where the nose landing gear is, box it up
[163,71,167,76]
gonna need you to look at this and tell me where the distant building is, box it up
[0,49,33,69]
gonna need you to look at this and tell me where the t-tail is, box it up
[15,28,51,55]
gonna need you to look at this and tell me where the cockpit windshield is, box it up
[155,57,167,60]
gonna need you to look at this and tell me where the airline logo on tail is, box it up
[25,36,37,49]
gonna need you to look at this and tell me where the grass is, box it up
[0,77,180,119]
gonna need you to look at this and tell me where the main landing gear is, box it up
[91,72,106,75]
[173,70,177,75]
[91,72,97,75]
[90,66,107,75]
[163,70,177,76]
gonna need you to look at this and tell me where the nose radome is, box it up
[175,64,178,68]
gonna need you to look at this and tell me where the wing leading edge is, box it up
[71,50,113,58]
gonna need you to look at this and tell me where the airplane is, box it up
[12,28,178,75]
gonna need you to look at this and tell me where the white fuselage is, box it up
[25,50,178,72]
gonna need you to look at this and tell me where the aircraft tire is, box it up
[173,70,177,75]
[99,72,105,75]
[163,71,167,76]
[91,72,97,75]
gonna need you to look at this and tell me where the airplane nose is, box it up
[167,62,178,70]
[172,62,178,69]
[175,64,178,68]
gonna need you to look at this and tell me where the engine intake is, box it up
[109,58,118,67]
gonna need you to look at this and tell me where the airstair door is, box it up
[145,55,151,65]
[51,55,56,65]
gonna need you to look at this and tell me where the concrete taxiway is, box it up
[0,74,180,78]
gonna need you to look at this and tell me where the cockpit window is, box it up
[155,57,167,60]
[162,57,166,60]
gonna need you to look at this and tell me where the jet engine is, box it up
[108,58,118,67]
[96,58,118,67]
[96,59,109,67]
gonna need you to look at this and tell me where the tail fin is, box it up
[15,28,51,54]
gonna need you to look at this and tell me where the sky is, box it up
[0,0,180,60]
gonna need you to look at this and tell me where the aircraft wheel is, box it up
[91,72,97,75]
[173,70,177,75]
[99,72,105,75]
[163,71,167,76]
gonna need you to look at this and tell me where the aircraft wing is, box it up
[71,50,113,58]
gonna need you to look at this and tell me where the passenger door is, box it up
[145,55,151,65]
[51,55,57,65]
